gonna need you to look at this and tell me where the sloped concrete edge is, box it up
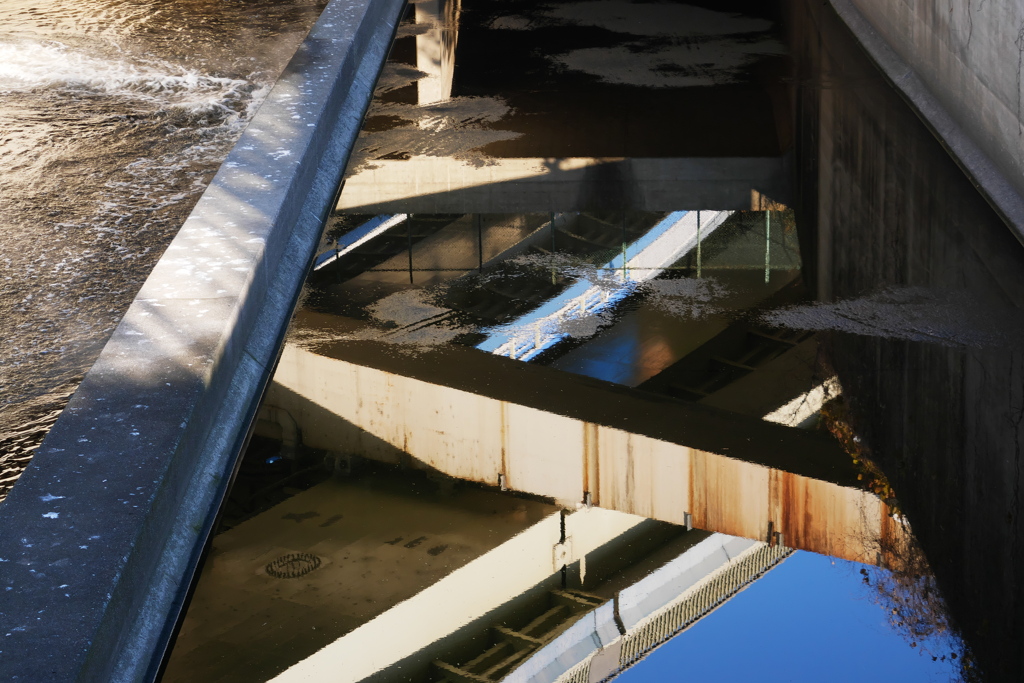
[828,0,1024,246]
[0,0,405,680]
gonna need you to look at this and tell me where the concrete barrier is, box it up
[0,0,405,679]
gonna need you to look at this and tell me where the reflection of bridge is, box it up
[0,0,1014,679]
[338,157,790,215]
[267,338,900,567]
[162,460,791,683]
[274,201,894,566]
[278,530,792,683]
[477,211,733,361]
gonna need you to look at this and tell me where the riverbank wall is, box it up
[829,0,1024,243]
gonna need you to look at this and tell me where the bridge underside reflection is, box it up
[338,156,790,214]
[266,338,904,567]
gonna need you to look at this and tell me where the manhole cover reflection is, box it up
[265,552,323,579]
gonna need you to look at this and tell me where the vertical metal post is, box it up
[550,211,557,284]
[476,213,483,270]
[764,210,771,284]
[559,510,568,589]
[621,213,628,281]
[407,214,414,284]
[696,210,702,279]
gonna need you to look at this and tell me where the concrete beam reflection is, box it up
[268,341,905,567]
[415,0,460,105]
[337,156,790,213]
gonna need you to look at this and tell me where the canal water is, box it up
[0,0,329,498]
[164,0,1024,682]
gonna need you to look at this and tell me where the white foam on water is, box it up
[0,37,253,114]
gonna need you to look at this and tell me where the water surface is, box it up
[0,0,328,498]
[165,0,988,681]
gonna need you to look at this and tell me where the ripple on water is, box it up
[0,0,329,500]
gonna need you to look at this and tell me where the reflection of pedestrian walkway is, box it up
[528,539,792,683]
[213,463,792,683]
[479,211,731,361]
[424,536,791,683]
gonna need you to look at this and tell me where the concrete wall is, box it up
[794,2,1024,679]
[830,0,1024,239]
[850,0,1024,194]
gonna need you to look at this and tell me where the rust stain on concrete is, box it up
[499,401,509,489]
[581,421,600,505]
[271,345,900,566]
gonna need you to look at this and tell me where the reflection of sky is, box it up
[558,317,640,385]
[616,552,961,682]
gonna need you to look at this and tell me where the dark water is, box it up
[163,0,1016,681]
[0,0,329,498]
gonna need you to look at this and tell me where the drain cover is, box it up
[266,552,322,579]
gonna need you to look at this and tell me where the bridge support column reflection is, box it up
[415,0,459,105]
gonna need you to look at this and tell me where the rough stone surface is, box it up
[0,0,405,679]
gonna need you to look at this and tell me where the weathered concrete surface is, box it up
[792,1,1024,679]
[830,0,1024,242]
[0,0,405,679]
[266,341,903,567]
